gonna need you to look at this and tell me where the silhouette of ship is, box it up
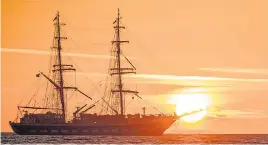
[9,9,202,136]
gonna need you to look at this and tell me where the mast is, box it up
[111,9,137,115]
[54,11,66,122]
[52,11,91,122]
[19,12,93,123]
[116,9,124,115]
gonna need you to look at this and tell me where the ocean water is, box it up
[2,132,268,144]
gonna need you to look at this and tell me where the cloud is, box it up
[208,109,268,118]
[62,72,268,96]
[132,74,268,83]
[67,72,268,84]
[199,68,268,75]
[5,48,267,83]
[207,105,268,119]
[1,48,135,59]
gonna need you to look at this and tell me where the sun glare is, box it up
[169,88,211,123]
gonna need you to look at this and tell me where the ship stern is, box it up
[9,121,22,135]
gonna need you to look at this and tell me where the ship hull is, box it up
[10,121,176,136]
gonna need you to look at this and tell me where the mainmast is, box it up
[111,9,138,115]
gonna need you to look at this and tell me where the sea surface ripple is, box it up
[2,133,268,144]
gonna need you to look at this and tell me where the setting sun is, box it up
[169,89,211,123]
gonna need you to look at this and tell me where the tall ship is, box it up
[9,9,202,136]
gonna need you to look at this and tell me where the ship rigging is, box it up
[10,9,203,136]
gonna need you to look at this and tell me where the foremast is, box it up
[54,11,66,122]
[111,9,138,115]
[34,11,94,123]
[49,11,93,122]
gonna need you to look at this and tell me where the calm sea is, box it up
[2,132,268,144]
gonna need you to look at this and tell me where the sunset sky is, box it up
[2,0,268,133]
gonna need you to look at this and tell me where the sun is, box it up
[169,89,211,123]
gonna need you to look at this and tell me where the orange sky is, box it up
[2,0,268,133]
